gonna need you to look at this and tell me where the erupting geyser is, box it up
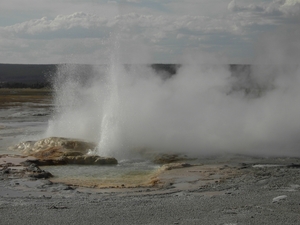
[45,29,300,159]
[44,62,300,159]
[97,53,123,157]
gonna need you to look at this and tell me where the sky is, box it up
[0,0,299,64]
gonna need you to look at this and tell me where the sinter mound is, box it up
[9,137,118,166]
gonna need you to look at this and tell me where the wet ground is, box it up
[0,89,52,154]
[0,89,184,188]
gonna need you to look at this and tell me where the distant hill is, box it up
[0,63,251,89]
[0,64,57,88]
[0,63,182,89]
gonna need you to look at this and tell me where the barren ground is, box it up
[1,89,300,224]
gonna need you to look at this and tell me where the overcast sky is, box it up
[0,0,299,64]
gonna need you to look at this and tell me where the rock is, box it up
[161,163,192,170]
[10,141,35,154]
[28,170,53,179]
[0,155,53,179]
[132,148,194,164]
[48,205,69,209]
[153,154,191,164]
[9,137,97,156]
[9,137,118,166]
[65,155,118,165]
[286,163,300,168]
[272,195,287,203]
[0,154,37,166]
[27,163,41,172]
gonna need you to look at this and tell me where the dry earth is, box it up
[0,88,52,106]
[1,154,300,225]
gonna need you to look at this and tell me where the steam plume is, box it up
[45,27,300,158]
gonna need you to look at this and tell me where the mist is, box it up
[45,27,300,159]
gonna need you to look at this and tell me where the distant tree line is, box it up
[0,63,56,89]
[0,82,51,89]
[0,63,182,89]
[0,63,254,91]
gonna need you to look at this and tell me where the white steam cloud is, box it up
[45,26,300,159]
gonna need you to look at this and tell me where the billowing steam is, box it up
[45,27,300,159]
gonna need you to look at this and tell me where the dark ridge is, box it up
[0,63,252,89]
[0,64,57,83]
[0,64,57,88]
[150,64,181,78]
[229,64,251,77]
[0,63,185,88]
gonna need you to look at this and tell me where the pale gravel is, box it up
[1,157,300,225]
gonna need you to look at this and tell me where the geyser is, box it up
[45,61,300,158]
[45,28,300,159]
[97,52,123,157]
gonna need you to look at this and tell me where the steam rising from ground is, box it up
[45,28,300,159]
[45,62,300,158]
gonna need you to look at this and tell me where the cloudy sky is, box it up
[0,0,299,64]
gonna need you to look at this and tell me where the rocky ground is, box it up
[1,89,300,224]
[1,154,300,225]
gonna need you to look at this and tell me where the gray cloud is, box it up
[0,0,299,63]
[228,0,300,18]
[0,12,243,63]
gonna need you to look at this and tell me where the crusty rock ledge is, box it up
[0,154,53,179]
[9,137,118,166]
